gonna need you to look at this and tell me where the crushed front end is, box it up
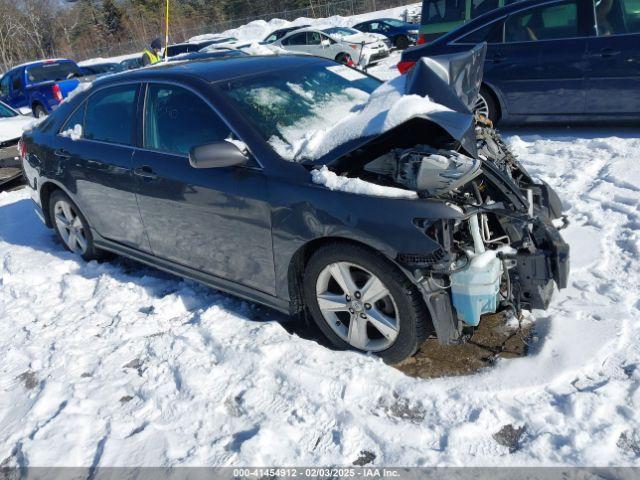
[324,119,569,345]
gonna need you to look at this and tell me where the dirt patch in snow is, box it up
[395,312,533,378]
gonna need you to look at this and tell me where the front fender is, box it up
[271,178,464,300]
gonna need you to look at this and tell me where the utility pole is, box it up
[164,0,170,61]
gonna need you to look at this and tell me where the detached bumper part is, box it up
[420,283,463,345]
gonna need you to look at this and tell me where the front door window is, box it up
[144,84,231,156]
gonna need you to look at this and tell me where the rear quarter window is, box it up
[458,21,504,42]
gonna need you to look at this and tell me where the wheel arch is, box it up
[38,181,86,229]
[31,100,45,114]
[480,82,503,122]
[286,236,423,319]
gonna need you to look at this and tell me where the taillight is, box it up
[346,57,355,67]
[397,60,416,75]
[52,84,63,102]
[18,138,26,160]
[417,34,427,45]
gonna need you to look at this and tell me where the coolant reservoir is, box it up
[450,252,503,326]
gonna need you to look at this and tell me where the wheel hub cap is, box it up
[315,261,400,352]
[351,300,364,312]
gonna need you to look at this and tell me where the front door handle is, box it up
[54,148,71,159]
[489,53,506,63]
[133,166,158,180]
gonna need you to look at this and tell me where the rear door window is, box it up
[144,84,231,156]
[505,0,578,42]
[84,85,138,145]
[61,103,86,134]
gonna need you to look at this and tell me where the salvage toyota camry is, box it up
[20,54,569,363]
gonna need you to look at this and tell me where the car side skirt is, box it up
[92,231,292,315]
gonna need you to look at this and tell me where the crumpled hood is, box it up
[0,115,33,144]
[404,42,487,157]
[312,44,486,166]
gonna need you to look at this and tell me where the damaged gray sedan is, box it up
[21,49,568,363]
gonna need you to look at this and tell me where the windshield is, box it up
[0,102,17,118]
[26,62,83,83]
[323,27,360,36]
[383,18,407,27]
[221,62,381,162]
[87,64,123,74]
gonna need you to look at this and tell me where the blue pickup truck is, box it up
[0,59,86,118]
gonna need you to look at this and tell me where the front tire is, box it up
[49,190,102,261]
[395,35,410,50]
[303,243,430,363]
[336,53,354,66]
[474,87,499,124]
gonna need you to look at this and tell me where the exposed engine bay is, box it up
[320,119,570,345]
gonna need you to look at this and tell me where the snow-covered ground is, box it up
[2,2,640,469]
[1,131,639,467]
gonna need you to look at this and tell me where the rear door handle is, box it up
[54,148,71,159]
[589,48,621,58]
[133,165,158,180]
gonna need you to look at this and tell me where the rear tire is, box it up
[49,190,102,261]
[33,104,47,119]
[395,35,410,50]
[303,243,430,363]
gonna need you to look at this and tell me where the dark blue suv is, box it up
[400,0,640,123]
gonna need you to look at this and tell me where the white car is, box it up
[323,26,392,49]
[0,100,32,162]
[273,27,390,68]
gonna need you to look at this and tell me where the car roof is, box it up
[94,55,329,86]
[7,59,74,72]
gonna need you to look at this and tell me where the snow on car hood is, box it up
[271,71,473,162]
[340,33,380,44]
[0,115,34,144]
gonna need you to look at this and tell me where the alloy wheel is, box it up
[315,261,400,352]
[474,94,490,119]
[53,199,88,255]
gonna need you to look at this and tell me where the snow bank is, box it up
[311,165,417,199]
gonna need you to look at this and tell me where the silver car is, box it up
[273,27,390,68]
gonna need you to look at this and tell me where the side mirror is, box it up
[321,39,331,47]
[189,141,248,169]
